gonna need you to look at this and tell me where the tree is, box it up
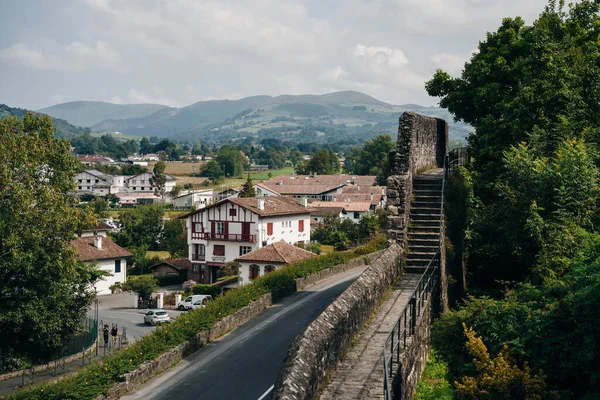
[344,135,394,185]
[295,149,340,175]
[0,113,102,364]
[122,275,159,301]
[113,204,165,249]
[139,137,153,154]
[239,173,256,198]
[161,219,187,258]
[216,145,244,177]
[150,161,167,200]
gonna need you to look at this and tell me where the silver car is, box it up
[144,310,171,326]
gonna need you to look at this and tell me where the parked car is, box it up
[190,295,213,310]
[144,310,171,325]
[178,295,212,311]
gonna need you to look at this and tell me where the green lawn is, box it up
[414,349,454,400]
[146,251,171,260]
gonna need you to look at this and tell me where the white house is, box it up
[181,196,311,284]
[235,240,317,286]
[310,201,372,223]
[254,183,280,197]
[72,227,132,295]
[173,189,214,209]
[75,170,122,197]
[124,171,176,194]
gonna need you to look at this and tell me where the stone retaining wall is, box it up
[295,249,385,291]
[96,293,272,400]
[272,243,403,400]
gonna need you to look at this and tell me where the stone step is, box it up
[409,220,441,228]
[410,213,441,221]
[409,245,439,254]
[407,238,439,247]
[414,176,443,183]
[414,195,442,202]
[411,207,441,215]
[403,266,427,274]
[413,183,442,191]
[405,258,436,267]
[413,189,442,197]
[407,251,438,259]
[407,232,440,240]
[412,201,442,208]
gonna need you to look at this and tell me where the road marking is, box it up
[257,384,274,400]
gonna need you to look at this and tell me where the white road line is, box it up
[257,384,274,400]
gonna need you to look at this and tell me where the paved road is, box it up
[122,266,368,400]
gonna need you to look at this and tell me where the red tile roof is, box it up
[259,184,345,196]
[262,174,376,187]
[310,207,344,217]
[181,196,310,218]
[72,236,132,262]
[311,201,372,212]
[235,240,317,264]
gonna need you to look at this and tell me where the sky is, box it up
[0,0,549,110]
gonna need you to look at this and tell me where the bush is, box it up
[155,273,186,287]
[192,284,223,298]
[182,280,196,291]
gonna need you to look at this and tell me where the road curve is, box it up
[122,266,368,400]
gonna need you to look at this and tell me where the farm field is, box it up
[148,161,205,176]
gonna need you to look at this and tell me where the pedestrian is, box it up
[103,325,109,347]
[111,324,118,346]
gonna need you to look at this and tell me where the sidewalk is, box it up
[320,274,421,400]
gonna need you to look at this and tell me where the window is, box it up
[264,265,275,274]
[115,260,121,273]
[141,180,145,184]
[267,222,273,236]
[133,187,136,191]
[87,179,90,183]
[78,179,82,183]
[249,264,260,280]
[216,222,225,234]
[78,186,82,190]
[193,222,203,232]
[299,220,304,232]
[213,245,225,256]
[239,246,252,256]
[95,180,99,183]
[229,208,237,217]
[354,212,360,219]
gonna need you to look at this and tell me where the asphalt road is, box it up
[122,266,367,400]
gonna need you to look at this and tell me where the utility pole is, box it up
[94,285,99,356]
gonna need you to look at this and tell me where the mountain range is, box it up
[37,91,471,144]
[1,103,88,138]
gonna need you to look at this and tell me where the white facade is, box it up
[124,172,176,194]
[94,257,127,295]
[238,261,279,286]
[75,170,120,197]
[184,198,310,284]
[173,190,214,209]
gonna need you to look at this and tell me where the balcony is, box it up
[192,232,256,243]
[192,254,205,261]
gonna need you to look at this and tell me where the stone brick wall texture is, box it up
[387,112,448,242]
[272,243,403,400]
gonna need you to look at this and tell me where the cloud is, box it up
[51,94,65,104]
[85,0,332,64]
[431,50,477,75]
[110,88,181,107]
[0,40,126,72]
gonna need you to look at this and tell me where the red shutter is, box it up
[211,221,215,239]
[267,222,273,236]
[224,222,229,239]
[299,219,304,232]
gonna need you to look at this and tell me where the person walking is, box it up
[103,325,109,347]
[110,324,118,347]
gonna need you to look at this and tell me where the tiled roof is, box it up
[262,174,376,187]
[149,258,192,271]
[72,236,132,262]
[82,221,113,232]
[310,218,319,226]
[235,240,317,264]
[310,207,344,217]
[333,193,383,205]
[260,184,344,195]
[255,183,280,195]
[77,155,114,163]
[341,185,386,194]
[311,201,371,212]
[181,196,310,218]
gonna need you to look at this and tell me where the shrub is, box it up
[155,274,186,287]
[182,280,196,291]
[192,284,223,298]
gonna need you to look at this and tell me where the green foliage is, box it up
[415,349,454,400]
[151,161,167,198]
[344,134,395,185]
[217,261,240,278]
[8,237,387,399]
[295,149,340,175]
[239,173,256,198]
[155,273,186,287]
[161,218,187,258]
[192,284,223,298]
[202,160,224,181]
[216,145,244,177]
[112,204,165,250]
[0,113,99,365]
[122,275,159,300]
[313,214,383,248]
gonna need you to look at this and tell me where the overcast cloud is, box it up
[0,0,549,110]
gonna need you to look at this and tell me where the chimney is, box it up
[258,198,265,211]
[94,235,102,250]
[302,198,308,207]
[357,185,360,191]
[370,194,374,201]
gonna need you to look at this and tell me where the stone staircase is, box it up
[405,171,443,273]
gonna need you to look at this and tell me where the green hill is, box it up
[85,91,472,143]
[38,101,167,127]
[1,103,89,138]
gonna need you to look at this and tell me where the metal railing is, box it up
[191,232,257,242]
[383,148,468,399]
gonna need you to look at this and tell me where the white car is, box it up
[190,296,213,310]
[144,310,171,325]
[178,295,213,310]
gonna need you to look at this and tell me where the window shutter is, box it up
[267,222,273,236]
[299,219,304,232]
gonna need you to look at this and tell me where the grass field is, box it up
[146,251,171,260]
[148,161,205,176]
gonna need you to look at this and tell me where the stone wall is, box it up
[95,293,272,400]
[272,243,403,400]
[387,112,448,242]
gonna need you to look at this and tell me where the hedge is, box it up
[192,284,223,298]
[9,235,387,399]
